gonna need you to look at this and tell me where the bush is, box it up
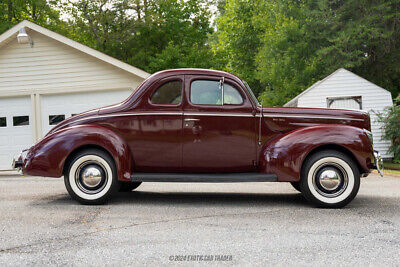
[377,96,400,163]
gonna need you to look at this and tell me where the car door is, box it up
[129,75,183,172]
[182,75,257,172]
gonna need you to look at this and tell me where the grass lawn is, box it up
[383,169,400,175]
[383,161,400,171]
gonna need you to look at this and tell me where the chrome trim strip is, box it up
[184,112,254,117]
[74,111,363,122]
[262,114,364,121]
[73,111,256,123]
[74,112,182,123]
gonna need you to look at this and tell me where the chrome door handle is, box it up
[184,118,200,122]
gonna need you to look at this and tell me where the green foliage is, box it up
[0,0,64,33]
[1,0,400,108]
[61,0,216,73]
[214,0,400,106]
[377,96,400,162]
[212,0,264,95]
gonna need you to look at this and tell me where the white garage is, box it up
[0,20,149,170]
[284,68,394,158]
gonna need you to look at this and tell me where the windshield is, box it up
[243,81,261,107]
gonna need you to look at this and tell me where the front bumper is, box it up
[12,149,28,170]
[373,150,383,177]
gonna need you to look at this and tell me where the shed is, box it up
[284,68,393,158]
[0,20,150,170]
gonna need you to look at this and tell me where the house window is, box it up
[49,115,65,125]
[151,80,182,105]
[327,96,362,110]
[0,117,6,127]
[13,116,29,126]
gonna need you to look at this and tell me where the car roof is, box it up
[147,68,242,83]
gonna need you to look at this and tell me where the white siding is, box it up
[297,69,393,158]
[0,28,147,170]
[0,31,143,92]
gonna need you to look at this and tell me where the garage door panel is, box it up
[13,134,33,146]
[0,134,7,147]
[0,97,32,170]
[41,90,131,135]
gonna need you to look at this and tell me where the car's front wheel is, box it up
[64,149,119,205]
[300,150,360,208]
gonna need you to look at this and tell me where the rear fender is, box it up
[23,125,133,181]
[259,125,373,182]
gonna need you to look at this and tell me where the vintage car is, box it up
[12,69,383,207]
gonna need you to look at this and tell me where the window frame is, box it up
[148,77,184,107]
[189,78,246,107]
[327,96,362,110]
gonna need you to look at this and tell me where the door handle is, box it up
[184,118,199,127]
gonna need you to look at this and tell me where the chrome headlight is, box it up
[20,149,29,161]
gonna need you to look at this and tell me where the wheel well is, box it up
[301,144,362,176]
[62,144,115,176]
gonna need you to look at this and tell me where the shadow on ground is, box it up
[36,191,312,208]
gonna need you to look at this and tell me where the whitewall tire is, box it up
[64,149,119,205]
[300,150,360,208]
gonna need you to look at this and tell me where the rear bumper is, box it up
[373,150,383,177]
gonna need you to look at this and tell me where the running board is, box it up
[130,173,277,183]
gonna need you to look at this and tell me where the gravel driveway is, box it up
[0,173,399,266]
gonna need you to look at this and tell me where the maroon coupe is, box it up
[12,69,383,207]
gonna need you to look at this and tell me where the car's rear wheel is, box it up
[119,182,142,192]
[64,149,119,205]
[300,150,360,208]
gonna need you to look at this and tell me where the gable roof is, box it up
[0,20,150,80]
[284,68,390,107]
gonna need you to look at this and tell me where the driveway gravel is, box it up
[0,173,399,266]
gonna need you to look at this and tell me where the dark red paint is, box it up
[20,68,374,182]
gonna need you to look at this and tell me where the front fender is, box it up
[260,125,373,182]
[23,125,133,181]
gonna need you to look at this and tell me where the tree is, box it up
[212,0,264,95]
[62,0,216,73]
[377,96,400,163]
[0,0,62,33]
[215,0,400,106]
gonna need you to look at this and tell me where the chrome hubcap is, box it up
[313,163,348,198]
[81,167,102,188]
[318,169,341,191]
[75,161,107,194]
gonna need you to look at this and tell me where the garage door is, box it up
[41,90,132,136]
[0,97,33,170]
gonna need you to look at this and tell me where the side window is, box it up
[190,80,244,105]
[224,83,244,105]
[150,80,182,105]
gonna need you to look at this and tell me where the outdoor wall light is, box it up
[17,27,34,47]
